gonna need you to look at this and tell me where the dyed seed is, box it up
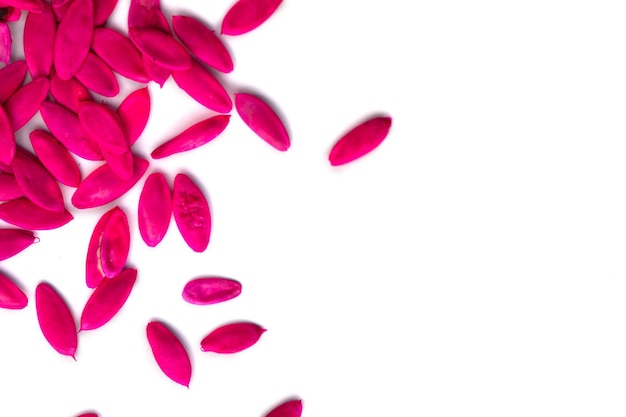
[5,0,46,13]
[328,116,392,166]
[80,268,137,331]
[51,0,72,21]
[92,28,150,83]
[138,172,172,247]
[0,172,22,200]
[35,282,77,358]
[4,77,50,132]
[78,102,128,153]
[172,59,232,114]
[182,277,242,305]
[129,27,192,71]
[29,130,82,188]
[0,270,27,309]
[93,0,117,26]
[127,0,169,30]
[74,52,120,98]
[86,208,116,288]
[221,0,283,36]
[117,87,150,145]
[11,147,65,212]
[0,228,37,261]
[143,55,171,87]
[23,1,55,78]
[100,207,130,278]
[99,144,134,180]
[54,0,94,80]
[172,15,233,73]
[146,321,192,387]
[235,93,290,151]
[0,105,15,165]
[151,115,230,159]
[71,157,149,209]
[265,399,303,417]
[0,198,73,230]
[76,413,98,417]
[200,322,266,354]
[0,22,9,65]
[0,60,27,104]
[172,173,211,253]
[49,70,93,113]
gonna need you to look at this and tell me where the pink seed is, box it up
[0,105,15,165]
[265,399,303,417]
[0,22,10,65]
[54,0,94,80]
[0,270,27,309]
[71,157,149,209]
[182,277,242,305]
[138,172,172,247]
[172,59,232,114]
[74,52,120,98]
[78,102,128,153]
[0,172,22,200]
[117,87,150,146]
[4,0,46,13]
[146,321,192,387]
[49,69,93,113]
[221,0,283,36]
[80,268,136,331]
[172,15,233,73]
[51,0,71,21]
[99,144,134,180]
[85,208,116,288]
[29,130,82,188]
[11,147,65,212]
[35,282,77,358]
[0,60,27,104]
[0,228,37,261]
[143,55,172,87]
[172,173,211,253]
[40,101,103,161]
[76,413,98,417]
[100,207,130,278]
[4,77,50,132]
[328,116,392,166]
[235,92,290,151]
[151,115,230,159]
[92,28,150,83]
[93,0,117,26]
[129,27,192,71]
[200,322,266,354]
[23,1,55,78]
[0,197,73,230]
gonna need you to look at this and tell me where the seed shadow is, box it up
[233,86,292,140]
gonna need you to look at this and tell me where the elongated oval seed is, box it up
[0,270,27,309]
[151,115,230,159]
[49,70,92,113]
[0,60,27,104]
[11,147,65,212]
[221,0,283,36]
[117,87,150,145]
[0,172,22,200]
[92,28,149,83]
[35,282,77,358]
[0,228,37,261]
[4,77,50,132]
[172,173,211,252]
[23,1,55,78]
[93,0,117,26]
[138,172,171,247]
[100,207,130,278]
[80,268,137,331]
[0,105,15,165]
[328,116,392,166]
[265,399,303,417]
[182,277,242,305]
[29,130,82,188]
[146,321,192,387]
[129,27,192,71]
[71,157,149,209]
[172,60,232,114]
[0,198,73,230]
[54,0,94,80]
[235,93,290,151]
[200,322,266,354]
[172,15,233,73]
[74,52,120,98]
[85,208,116,288]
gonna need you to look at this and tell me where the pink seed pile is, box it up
[0,0,392,414]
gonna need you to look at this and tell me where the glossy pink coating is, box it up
[80,268,137,330]
[265,399,303,417]
[129,27,191,71]
[35,282,77,358]
[138,172,171,247]
[100,207,130,278]
[0,60,27,104]
[235,93,290,151]
[151,115,230,159]
[11,147,64,212]
[0,105,15,165]
[54,0,94,80]
[29,130,82,188]
[99,144,134,180]
[172,60,232,114]
[74,52,120,98]
[71,157,149,209]
[0,228,36,260]
[221,0,283,36]
[4,77,50,132]
[0,23,9,65]
[172,173,211,252]
[78,102,128,153]
[0,197,73,230]
[328,116,392,166]
[200,322,266,354]
[0,271,27,309]
[93,0,117,26]
[182,277,242,305]
[146,321,192,387]
[85,208,116,289]
[23,1,55,78]
[51,0,71,20]
[0,172,22,200]
[49,70,92,113]
[92,28,149,83]
[117,87,150,145]
[172,15,233,73]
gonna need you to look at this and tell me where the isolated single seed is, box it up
[49,70,92,113]
[54,0,94,80]
[172,15,234,73]
[80,268,137,331]
[172,173,211,252]
[11,147,65,212]
[35,282,77,358]
[138,172,172,247]
[0,197,73,230]
[200,322,266,354]
[235,93,290,151]
[0,60,27,104]
[328,116,392,166]
[151,115,230,159]
[4,77,50,132]
[117,87,150,146]
[93,0,117,26]
[0,270,27,309]
[265,399,303,417]
[0,172,22,200]
[182,277,242,305]
[0,105,15,165]
[221,0,283,36]
[129,27,192,71]
[100,207,130,278]
[23,1,55,78]
[146,321,192,387]
[0,228,37,261]
[29,130,82,188]
[92,28,150,83]
[85,208,116,288]
[172,59,232,114]
[74,52,120,98]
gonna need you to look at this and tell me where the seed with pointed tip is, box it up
[200,322,266,354]
[0,105,15,165]
[146,321,192,387]
[328,116,392,166]
[29,130,82,188]
[49,70,92,113]
[93,0,117,26]
[54,0,94,79]
[0,228,36,261]
[172,173,211,252]
[172,15,233,73]
[100,207,130,278]
[265,399,303,417]
[92,28,149,83]
[0,172,22,200]
[80,268,136,331]
[182,277,242,305]
[138,172,172,247]
[0,60,27,104]
[0,198,73,230]
[129,27,192,71]
[86,208,116,289]
[75,52,120,98]
[11,147,65,212]
[0,270,27,309]
[235,93,290,151]
[4,77,50,132]
[117,87,150,145]
[23,1,55,78]
[35,282,77,358]
[151,115,230,159]
[221,0,283,36]
[172,60,232,114]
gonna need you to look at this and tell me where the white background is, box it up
[2,0,626,416]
